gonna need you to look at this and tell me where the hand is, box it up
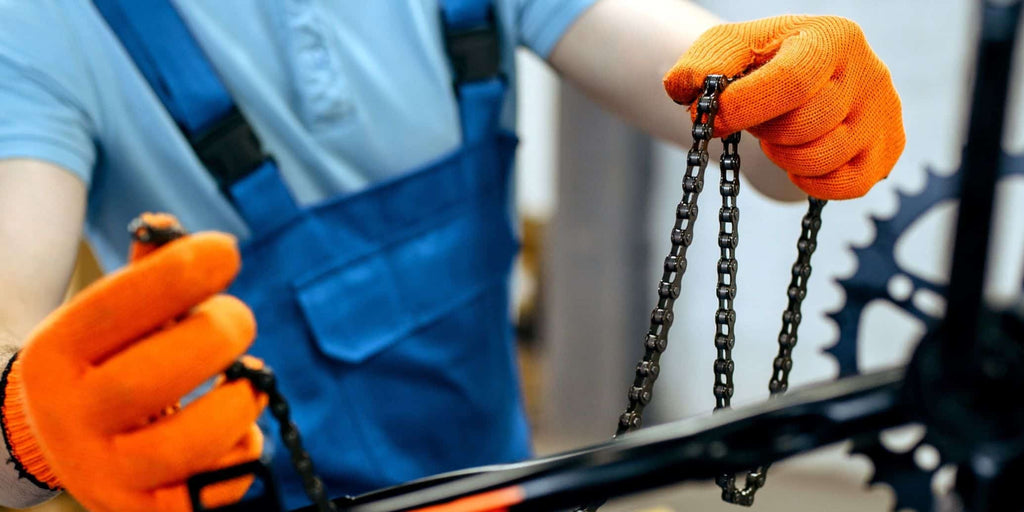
[663,15,905,200]
[5,227,266,512]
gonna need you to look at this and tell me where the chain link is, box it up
[225,362,338,512]
[712,131,742,411]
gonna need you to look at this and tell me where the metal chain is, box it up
[574,75,726,512]
[579,75,827,510]
[127,219,337,512]
[573,74,727,512]
[225,362,338,512]
[614,75,726,436]
[708,123,764,507]
[712,131,742,411]
[770,197,826,396]
[711,157,827,505]
[712,198,825,505]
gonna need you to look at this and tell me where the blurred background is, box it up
[11,0,1024,511]
[530,0,1024,510]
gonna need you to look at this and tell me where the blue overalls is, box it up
[92,1,531,508]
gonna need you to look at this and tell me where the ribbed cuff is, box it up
[1,353,62,491]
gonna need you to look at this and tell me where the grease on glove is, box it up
[664,15,905,199]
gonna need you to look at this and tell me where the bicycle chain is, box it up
[769,197,826,398]
[584,75,826,509]
[223,362,337,512]
[129,219,336,512]
[613,74,727,437]
[575,75,728,512]
[713,195,826,505]
[132,73,827,512]
[712,130,742,412]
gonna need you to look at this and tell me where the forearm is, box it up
[0,159,86,341]
[549,0,718,145]
[0,257,69,507]
[0,158,85,507]
[548,0,805,201]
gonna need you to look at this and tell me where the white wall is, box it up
[514,0,1024,433]
[514,49,560,220]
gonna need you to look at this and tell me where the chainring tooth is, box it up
[828,154,1024,510]
[851,434,938,512]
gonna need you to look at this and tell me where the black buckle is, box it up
[187,460,282,512]
[445,12,501,84]
[192,107,267,189]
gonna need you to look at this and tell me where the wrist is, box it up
[1,351,62,492]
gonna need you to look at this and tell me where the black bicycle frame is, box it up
[190,2,1024,511]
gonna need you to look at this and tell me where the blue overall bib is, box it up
[92,1,531,508]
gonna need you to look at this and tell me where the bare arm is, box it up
[0,158,82,507]
[0,158,86,342]
[548,0,805,202]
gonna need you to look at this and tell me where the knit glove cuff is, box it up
[0,348,62,508]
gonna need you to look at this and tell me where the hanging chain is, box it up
[614,75,727,436]
[573,74,727,512]
[707,114,766,507]
[713,197,825,505]
[130,73,829,512]
[579,75,827,510]
[710,133,827,504]
[574,75,728,512]
[712,131,742,411]
[224,362,338,512]
[770,197,826,396]
[129,219,337,512]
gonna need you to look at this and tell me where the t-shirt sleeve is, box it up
[0,5,97,185]
[514,0,600,58]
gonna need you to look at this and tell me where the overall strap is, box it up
[94,0,506,233]
[441,0,507,144]
[93,0,297,232]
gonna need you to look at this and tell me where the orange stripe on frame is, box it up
[409,486,525,512]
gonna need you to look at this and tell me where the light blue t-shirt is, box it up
[0,0,596,269]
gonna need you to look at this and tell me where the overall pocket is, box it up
[292,198,530,484]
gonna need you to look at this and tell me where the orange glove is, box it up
[663,15,905,199]
[1,222,267,512]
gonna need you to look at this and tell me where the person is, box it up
[0,1,904,511]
